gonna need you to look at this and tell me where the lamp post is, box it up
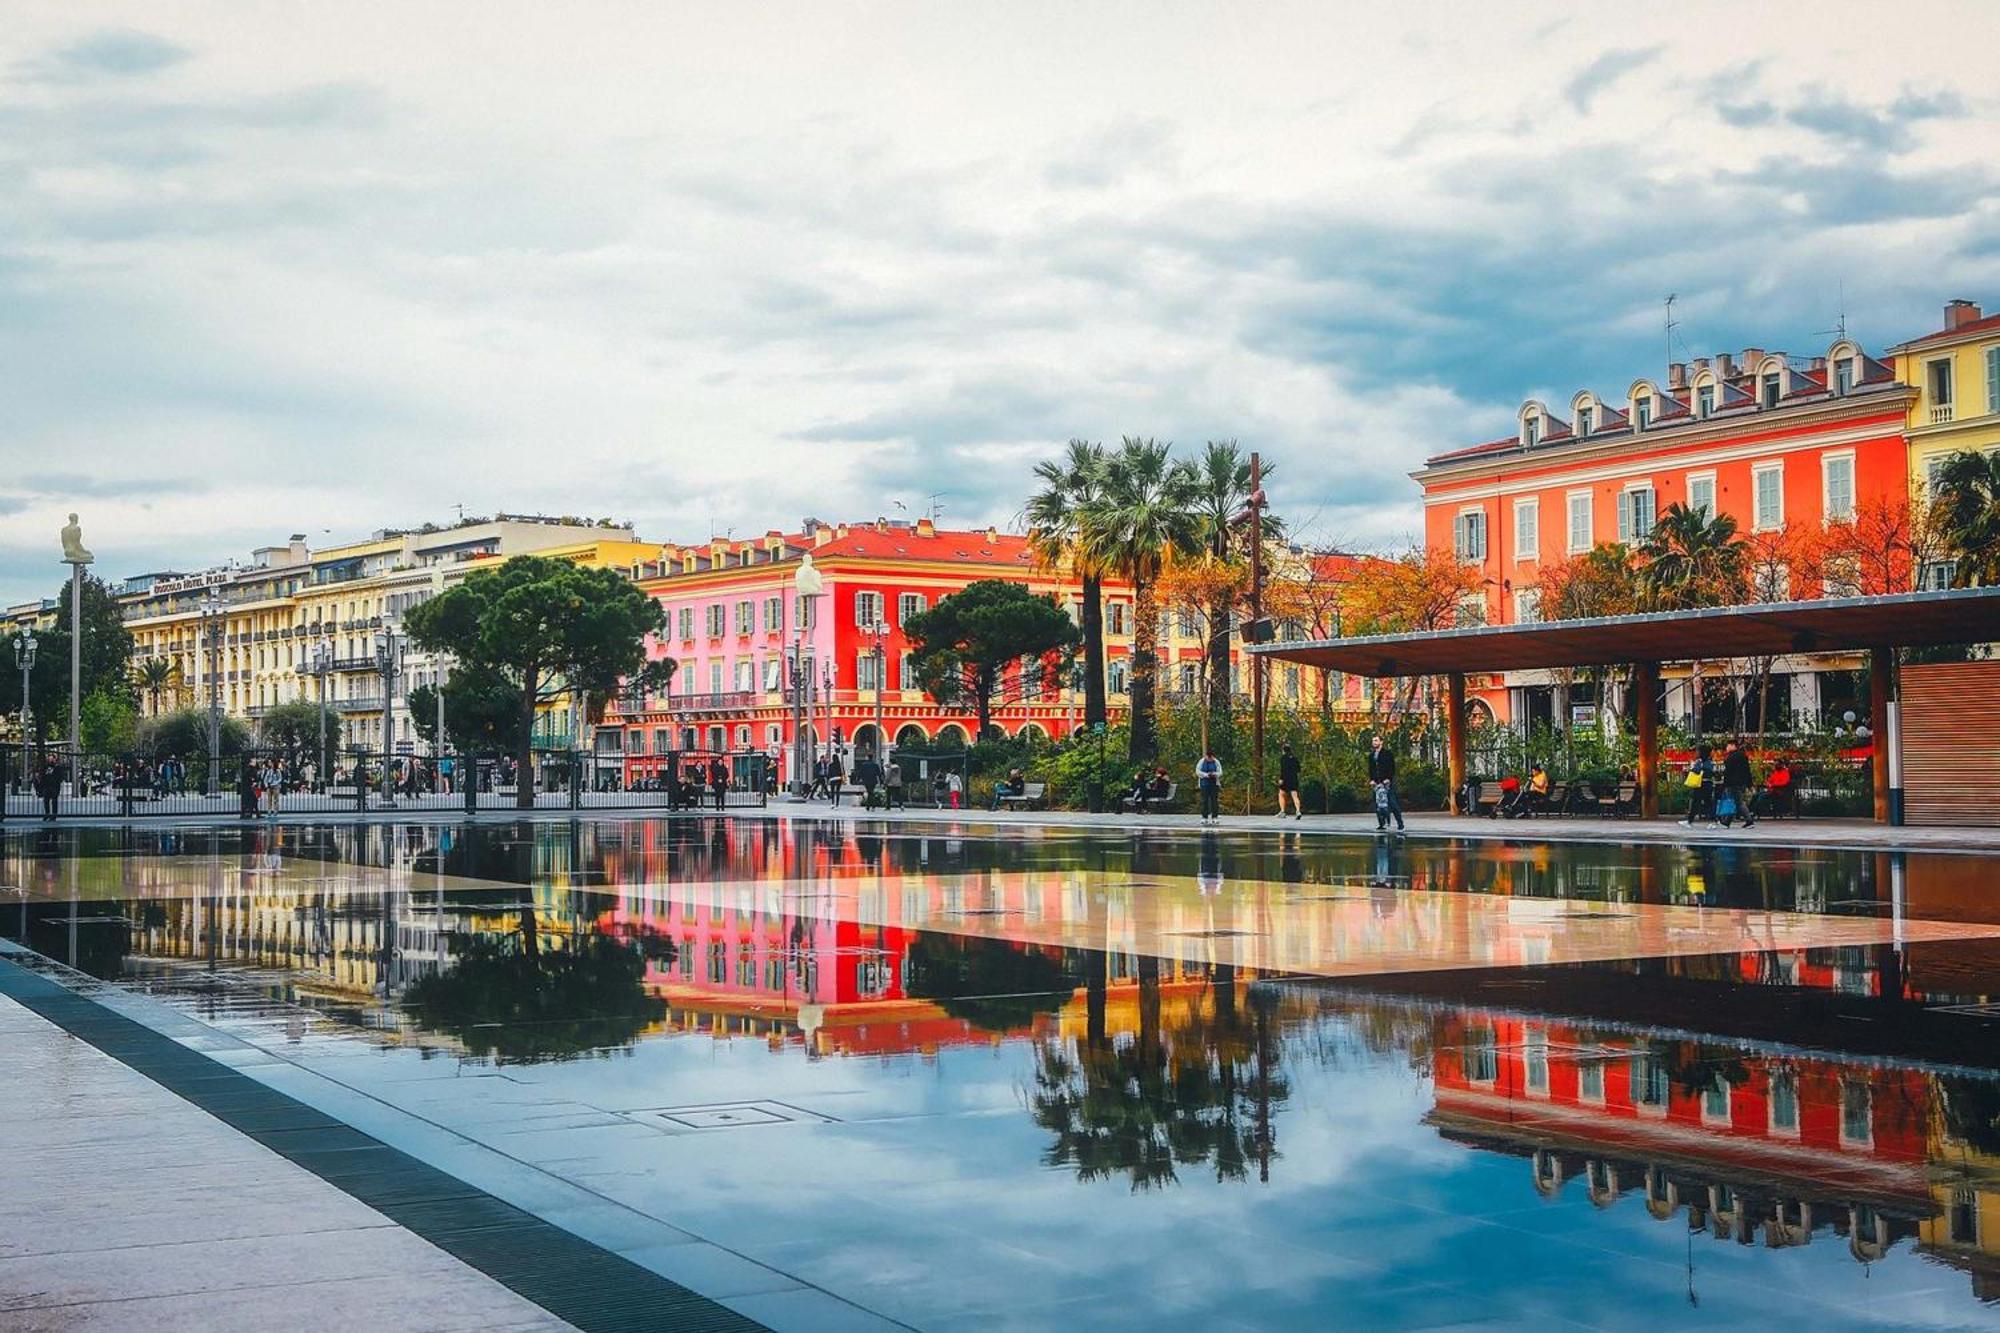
[200,592,224,796]
[14,630,36,752]
[60,519,92,770]
[790,555,822,795]
[375,618,401,807]
[311,641,331,792]
[869,619,889,763]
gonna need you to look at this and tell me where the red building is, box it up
[1412,335,1915,727]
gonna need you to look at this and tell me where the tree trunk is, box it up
[1317,666,1334,727]
[1081,573,1107,730]
[1128,575,1160,764]
[516,668,538,810]
[975,667,994,742]
[1205,597,1232,742]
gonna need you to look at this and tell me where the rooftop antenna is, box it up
[1818,281,1849,342]
[1665,294,1680,374]
[452,503,465,524]
[927,493,945,524]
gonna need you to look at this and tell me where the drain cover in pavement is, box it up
[630,1100,834,1131]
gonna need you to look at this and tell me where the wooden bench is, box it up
[1466,781,1507,817]
[996,781,1047,810]
[1584,780,1638,817]
[1121,782,1178,811]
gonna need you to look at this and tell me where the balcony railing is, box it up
[333,695,386,713]
[1932,402,1956,424]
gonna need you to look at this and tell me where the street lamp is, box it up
[790,554,822,796]
[311,640,331,792]
[14,630,36,748]
[200,592,224,796]
[868,619,889,764]
[375,617,402,807]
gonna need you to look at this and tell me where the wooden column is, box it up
[1447,671,1467,815]
[1634,660,1659,820]
[1870,645,1892,824]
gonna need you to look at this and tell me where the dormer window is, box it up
[1696,383,1715,418]
[1634,395,1652,429]
[1576,405,1593,436]
[1761,371,1781,409]
[1523,416,1539,447]
[1834,358,1854,395]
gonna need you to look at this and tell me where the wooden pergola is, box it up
[1249,586,2000,821]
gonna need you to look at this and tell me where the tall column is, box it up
[1446,671,1467,815]
[1634,660,1659,819]
[68,563,82,763]
[1869,645,1892,824]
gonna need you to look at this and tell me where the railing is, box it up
[333,695,386,713]
[1931,403,1955,424]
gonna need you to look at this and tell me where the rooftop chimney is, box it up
[1667,361,1687,389]
[915,517,936,538]
[1715,352,1736,379]
[1741,348,1764,369]
[1946,299,1984,331]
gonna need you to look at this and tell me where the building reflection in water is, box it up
[6,816,2000,1300]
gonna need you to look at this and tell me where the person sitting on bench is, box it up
[991,768,1026,810]
[1513,764,1552,818]
[1131,766,1170,811]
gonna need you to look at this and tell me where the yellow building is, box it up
[121,516,658,754]
[1890,297,2000,498]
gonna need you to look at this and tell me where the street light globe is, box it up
[793,553,823,598]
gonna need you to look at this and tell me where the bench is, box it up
[1121,783,1178,811]
[996,781,1047,810]
[1583,780,1638,817]
[1466,781,1507,817]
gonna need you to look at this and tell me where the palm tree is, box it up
[1637,503,1747,611]
[1081,437,1201,763]
[133,656,180,716]
[1025,440,1109,731]
[1933,449,2000,586]
[1187,441,1283,738]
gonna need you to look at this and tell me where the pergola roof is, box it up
[1250,587,2000,677]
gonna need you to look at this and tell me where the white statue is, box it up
[60,513,93,565]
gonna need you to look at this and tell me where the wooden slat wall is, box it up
[1903,662,2000,827]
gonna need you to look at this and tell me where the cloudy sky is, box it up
[3,1,1996,604]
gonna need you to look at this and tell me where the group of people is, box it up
[1681,739,1792,829]
[1119,734,1408,832]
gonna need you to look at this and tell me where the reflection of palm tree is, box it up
[904,933,1077,1031]
[1028,959,1290,1190]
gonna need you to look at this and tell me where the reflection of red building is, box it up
[1429,1010,1934,1258]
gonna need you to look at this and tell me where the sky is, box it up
[2,1,1997,604]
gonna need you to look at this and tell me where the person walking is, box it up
[1367,734,1405,832]
[238,757,259,820]
[1681,743,1718,828]
[1277,744,1303,820]
[944,769,963,810]
[884,759,904,809]
[854,751,882,809]
[36,760,62,820]
[1718,739,1756,828]
[1195,750,1223,823]
[826,752,845,807]
[709,757,729,811]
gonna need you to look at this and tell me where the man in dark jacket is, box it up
[1719,739,1756,828]
[1367,735,1405,832]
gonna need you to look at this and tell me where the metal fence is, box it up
[0,744,772,820]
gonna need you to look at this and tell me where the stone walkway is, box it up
[0,991,574,1332]
[15,795,2000,854]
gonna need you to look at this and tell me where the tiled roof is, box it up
[1889,310,2000,351]
[810,528,1035,567]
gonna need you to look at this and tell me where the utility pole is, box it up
[376,620,400,807]
[202,592,223,796]
[313,641,330,792]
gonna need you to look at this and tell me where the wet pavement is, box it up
[6,817,2000,1330]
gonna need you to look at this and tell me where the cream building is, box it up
[122,515,655,755]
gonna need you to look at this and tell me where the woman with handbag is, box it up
[1680,743,1717,829]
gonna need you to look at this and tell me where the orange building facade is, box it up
[1414,337,1915,727]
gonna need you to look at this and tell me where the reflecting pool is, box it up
[7,817,2000,1330]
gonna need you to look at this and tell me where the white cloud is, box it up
[1,1,1997,600]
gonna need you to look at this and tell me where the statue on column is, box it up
[60,513,93,565]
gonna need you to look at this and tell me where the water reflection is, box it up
[8,817,2000,1314]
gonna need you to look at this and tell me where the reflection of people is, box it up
[1197,829,1223,895]
[60,513,93,563]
